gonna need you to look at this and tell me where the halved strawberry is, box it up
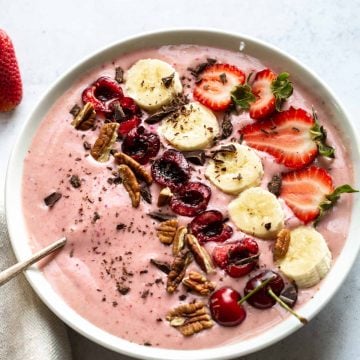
[193,63,245,111]
[280,166,357,224]
[232,69,293,119]
[241,107,334,169]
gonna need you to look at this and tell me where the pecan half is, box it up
[182,271,216,296]
[166,250,192,293]
[91,123,119,162]
[156,218,179,245]
[114,152,152,185]
[172,226,187,255]
[71,102,96,131]
[273,229,291,261]
[118,164,140,208]
[166,301,213,336]
[157,187,173,207]
[186,234,215,274]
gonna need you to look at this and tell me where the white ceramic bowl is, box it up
[5,29,360,359]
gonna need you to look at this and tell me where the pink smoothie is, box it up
[22,45,353,349]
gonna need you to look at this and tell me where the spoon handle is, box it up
[0,237,66,286]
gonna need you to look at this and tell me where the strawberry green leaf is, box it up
[231,84,256,110]
[310,109,335,158]
[315,184,358,226]
[271,72,293,111]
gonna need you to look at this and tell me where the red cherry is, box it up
[82,76,123,113]
[209,287,246,327]
[170,182,211,217]
[212,238,259,277]
[118,116,141,136]
[244,270,284,309]
[188,210,233,243]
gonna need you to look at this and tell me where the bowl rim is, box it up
[5,27,360,359]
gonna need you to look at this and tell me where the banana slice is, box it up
[205,143,263,194]
[125,59,182,112]
[159,102,219,151]
[228,187,284,239]
[277,226,332,288]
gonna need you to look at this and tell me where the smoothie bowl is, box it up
[5,29,360,359]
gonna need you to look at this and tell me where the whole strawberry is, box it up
[0,29,22,112]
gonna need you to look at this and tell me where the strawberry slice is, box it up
[241,107,334,169]
[280,166,357,224]
[193,63,245,111]
[232,69,293,119]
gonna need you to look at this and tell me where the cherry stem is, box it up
[268,288,308,325]
[238,276,274,305]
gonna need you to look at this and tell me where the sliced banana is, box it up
[228,187,284,239]
[159,102,219,151]
[205,143,263,195]
[277,226,332,288]
[125,59,182,112]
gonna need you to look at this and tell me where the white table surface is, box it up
[1,1,360,359]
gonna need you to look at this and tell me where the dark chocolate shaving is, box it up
[150,259,171,274]
[182,150,206,166]
[264,222,271,230]
[112,101,126,122]
[188,58,217,78]
[116,223,126,230]
[144,107,179,124]
[69,175,81,188]
[140,183,152,204]
[279,283,298,308]
[83,141,91,150]
[44,192,62,208]
[117,285,130,295]
[147,211,176,222]
[69,104,81,117]
[267,174,282,197]
[211,144,236,158]
[162,73,175,88]
[221,112,233,139]
[115,66,124,83]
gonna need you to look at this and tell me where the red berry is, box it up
[121,126,160,165]
[189,210,233,243]
[244,270,284,309]
[82,76,123,113]
[0,29,22,112]
[151,149,191,191]
[212,238,259,277]
[118,116,141,136]
[241,107,318,169]
[209,287,246,327]
[193,63,245,111]
[119,96,140,116]
[170,182,211,217]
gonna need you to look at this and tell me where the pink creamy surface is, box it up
[22,45,353,349]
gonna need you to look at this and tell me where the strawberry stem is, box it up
[268,288,308,324]
[238,276,274,305]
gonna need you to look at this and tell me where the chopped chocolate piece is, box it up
[212,144,236,158]
[182,150,206,166]
[162,72,175,88]
[144,342,152,346]
[141,289,150,299]
[147,211,176,222]
[140,183,152,204]
[115,66,124,83]
[264,222,271,230]
[92,212,100,224]
[44,192,62,207]
[188,58,217,78]
[69,104,81,117]
[112,101,126,122]
[144,107,179,124]
[150,259,171,274]
[279,283,298,308]
[219,73,227,84]
[140,269,148,275]
[83,141,91,150]
[179,294,187,301]
[69,175,81,188]
[116,223,126,231]
[117,285,130,295]
[268,174,282,196]
[221,112,233,139]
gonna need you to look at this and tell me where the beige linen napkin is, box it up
[0,203,72,360]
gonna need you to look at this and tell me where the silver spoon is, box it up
[0,237,67,286]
